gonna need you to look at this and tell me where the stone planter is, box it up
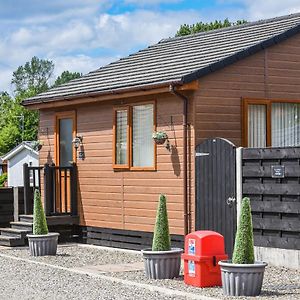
[219,260,267,296]
[27,232,60,256]
[142,248,183,279]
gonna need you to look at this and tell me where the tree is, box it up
[0,89,38,155]
[53,71,81,88]
[12,56,54,95]
[0,57,81,156]
[176,18,247,37]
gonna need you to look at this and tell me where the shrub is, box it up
[0,173,7,187]
[152,194,171,251]
[232,197,255,264]
[33,189,49,235]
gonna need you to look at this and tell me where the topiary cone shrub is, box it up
[152,194,171,251]
[33,189,49,235]
[232,197,254,264]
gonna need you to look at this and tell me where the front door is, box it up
[55,111,76,213]
[195,138,237,257]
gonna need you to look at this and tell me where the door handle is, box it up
[227,197,236,207]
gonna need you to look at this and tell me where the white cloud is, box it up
[243,0,300,20]
[94,9,201,49]
[50,54,119,82]
[124,0,182,5]
[0,68,14,93]
[217,0,300,20]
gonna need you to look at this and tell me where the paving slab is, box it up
[72,261,144,274]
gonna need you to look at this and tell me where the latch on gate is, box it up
[226,197,236,207]
[195,152,210,157]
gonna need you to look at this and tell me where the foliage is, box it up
[33,189,49,235]
[12,56,54,95]
[232,197,255,264]
[0,89,38,155]
[53,71,82,88]
[152,131,168,140]
[152,194,171,251]
[0,57,81,156]
[176,18,247,37]
[0,173,7,187]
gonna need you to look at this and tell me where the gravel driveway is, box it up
[0,244,299,300]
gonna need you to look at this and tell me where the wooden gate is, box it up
[195,138,237,257]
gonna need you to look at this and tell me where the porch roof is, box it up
[23,12,300,106]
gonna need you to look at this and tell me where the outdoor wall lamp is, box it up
[72,135,85,160]
[72,135,83,149]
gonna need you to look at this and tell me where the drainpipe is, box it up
[169,84,189,236]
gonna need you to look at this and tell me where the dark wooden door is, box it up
[195,138,237,257]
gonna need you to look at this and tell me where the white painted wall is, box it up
[7,149,39,187]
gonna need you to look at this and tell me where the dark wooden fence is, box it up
[23,164,43,214]
[23,163,78,216]
[0,187,26,227]
[242,147,300,250]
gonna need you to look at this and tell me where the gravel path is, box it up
[107,267,300,300]
[0,255,186,300]
[0,243,142,268]
[0,244,299,300]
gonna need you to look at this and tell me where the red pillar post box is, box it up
[182,230,228,287]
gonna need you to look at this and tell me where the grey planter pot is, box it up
[27,232,60,256]
[219,260,267,296]
[142,248,183,279]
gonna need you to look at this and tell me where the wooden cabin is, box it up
[22,13,300,250]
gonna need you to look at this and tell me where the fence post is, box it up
[236,147,243,225]
[23,163,31,215]
[44,164,53,215]
[70,163,78,216]
[13,187,19,222]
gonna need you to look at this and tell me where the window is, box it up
[113,103,155,170]
[115,108,129,166]
[244,99,300,147]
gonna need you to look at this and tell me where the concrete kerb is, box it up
[0,252,218,300]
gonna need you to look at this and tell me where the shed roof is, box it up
[1,142,39,161]
[23,12,300,106]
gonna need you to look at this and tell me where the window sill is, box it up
[113,166,156,172]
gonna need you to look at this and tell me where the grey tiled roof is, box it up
[23,13,300,105]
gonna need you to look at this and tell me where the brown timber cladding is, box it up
[242,147,300,250]
[38,32,300,236]
[194,33,300,147]
[39,93,195,236]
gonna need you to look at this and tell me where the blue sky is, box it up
[0,0,299,93]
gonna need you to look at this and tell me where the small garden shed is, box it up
[22,13,300,252]
[2,142,39,187]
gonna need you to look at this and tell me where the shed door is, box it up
[195,138,237,257]
[55,111,76,213]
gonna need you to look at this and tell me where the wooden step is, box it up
[19,215,33,223]
[0,228,30,239]
[0,235,25,247]
[10,221,33,231]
